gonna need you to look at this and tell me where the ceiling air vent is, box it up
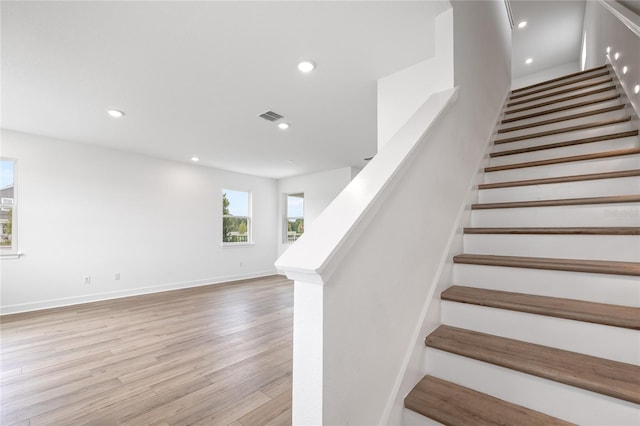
[258,110,284,122]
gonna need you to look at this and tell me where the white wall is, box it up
[511,61,580,90]
[377,5,454,150]
[0,130,279,314]
[583,0,640,118]
[277,167,354,257]
[276,0,511,424]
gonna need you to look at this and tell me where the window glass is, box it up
[0,160,15,250]
[286,193,304,243]
[222,189,251,243]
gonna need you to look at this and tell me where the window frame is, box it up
[0,158,17,255]
[221,188,253,247]
[284,192,304,244]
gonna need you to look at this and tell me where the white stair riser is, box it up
[495,109,628,141]
[402,409,443,426]
[484,155,640,183]
[425,349,640,425]
[471,203,640,228]
[462,234,640,262]
[506,80,614,110]
[441,301,640,364]
[511,70,611,99]
[478,176,640,203]
[491,121,635,152]
[453,264,640,307]
[489,137,639,166]
[499,98,624,129]
[504,89,619,119]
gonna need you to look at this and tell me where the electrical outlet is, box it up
[114,273,120,280]
[83,276,91,285]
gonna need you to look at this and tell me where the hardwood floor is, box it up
[0,275,293,426]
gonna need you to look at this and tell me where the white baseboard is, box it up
[0,269,279,315]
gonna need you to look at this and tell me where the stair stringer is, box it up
[390,94,508,425]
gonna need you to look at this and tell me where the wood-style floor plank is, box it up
[0,275,293,426]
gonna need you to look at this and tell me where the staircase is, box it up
[404,65,640,425]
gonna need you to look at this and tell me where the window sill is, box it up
[221,242,255,248]
[1,252,24,260]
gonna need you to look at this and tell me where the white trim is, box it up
[221,242,255,248]
[0,270,278,315]
[599,0,640,38]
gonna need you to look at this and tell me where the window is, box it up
[222,189,251,244]
[285,193,304,243]
[0,159,16,252]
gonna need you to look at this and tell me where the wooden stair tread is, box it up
[511,65,608,94]
[505,86,616,115]
[453,254,640,276]
[497,105,625,134]
[405,375,573,426]
[509,70,610,100]
[507,78,614,108]
[501,94,620,124]
[490,130,638,158]
[494,117,631,145]
[480,169,640,189]
[464,226,640,235]
[471,194,640,210]
[485,148,640,172]
[425,325,640,404]
[442,286,640,329]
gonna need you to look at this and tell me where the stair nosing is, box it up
[504,86,617,115]
[453,254,640,276]
[442,285,640,329]
[471,194,640,210]
[511,65,608,94]
[497,105,625,134]
[425,325,640,404]
[489,130,638,158]
[506,78,614,108]
[479,169,640,189]
[501,94,621,124]
[494,117,631,145]
[509,70,611,100]
[485,148,640,172]
[463,226,640,235]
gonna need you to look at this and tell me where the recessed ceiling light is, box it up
[278,122,290,130]
[525,58,533,65]
[107,109,125,118]
[635,84,640,95]
[191,157,200,162]
[614,52,620,60]
[297,61,315,73]
[623,66,628,74]
[517,21,527,29]
[606,46,611,54]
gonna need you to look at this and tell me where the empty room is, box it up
[2,1,639,425]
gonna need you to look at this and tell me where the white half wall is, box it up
[583,0,640,118]
[277,167,354,257]
[276,0,511,424]
[0,130,279,314]
[511,61,580,90]
[377,5,454,151]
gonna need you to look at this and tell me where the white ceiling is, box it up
[510,0,586,80]
[1,1,450,179]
